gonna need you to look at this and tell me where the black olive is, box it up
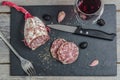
[97,19,105,26]
[79,42,88,49]
[42,14,52,21]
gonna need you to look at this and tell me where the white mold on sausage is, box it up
[24,17,50,50]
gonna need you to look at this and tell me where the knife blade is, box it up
[47,24,116,41]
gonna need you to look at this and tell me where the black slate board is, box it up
[10,5,117,76]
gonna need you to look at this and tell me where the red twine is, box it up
[22,39,28,46]
[2,1,33,19]
[46,26,51,33]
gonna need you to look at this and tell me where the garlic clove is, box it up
[58,11,66,23]
[89,59,99,67]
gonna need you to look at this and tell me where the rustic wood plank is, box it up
[0,13,10,63]
[0,0,120,12]
[117,12,120,61]
[0,64,119,80]
[117,12,120,25]
[0,14,10,39]
[0,50,10,63]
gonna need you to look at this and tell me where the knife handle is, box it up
[74,27,116,41]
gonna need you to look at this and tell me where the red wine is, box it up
[77,0,101,14]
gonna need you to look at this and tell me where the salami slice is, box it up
[50,38,66,59]
[57,42,79,64]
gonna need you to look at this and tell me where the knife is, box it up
[47,24,116,41]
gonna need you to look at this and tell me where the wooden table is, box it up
[0,0,120,80]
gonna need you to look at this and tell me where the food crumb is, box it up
[38,52,52,65]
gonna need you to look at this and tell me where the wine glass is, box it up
[74,0,104,24]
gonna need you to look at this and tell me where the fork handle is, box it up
[0,32,23,60]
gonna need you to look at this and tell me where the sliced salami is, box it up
[57,42,79,64]
[50,38,66,59]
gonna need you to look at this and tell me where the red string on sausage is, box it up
[2,1,33,19]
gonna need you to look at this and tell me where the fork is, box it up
[0,31,36,76]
